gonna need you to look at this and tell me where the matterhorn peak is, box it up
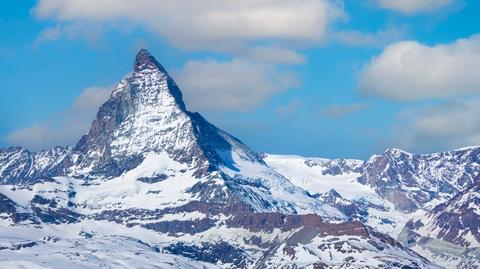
[134,48,167,73]
[65,50,263,179]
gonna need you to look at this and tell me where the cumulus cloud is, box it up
[394,99,480,152]
[376,0,453,14]
[31,1,342,112]
[359,35,480,101]
[321,103,367,118]
[6,86,112,150]
[174,59,299,111]
[33,0,344,51]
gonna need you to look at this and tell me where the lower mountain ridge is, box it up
[0,50,477,268]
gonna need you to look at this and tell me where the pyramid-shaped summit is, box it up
[134,48,168,73]
[67,49,262,178]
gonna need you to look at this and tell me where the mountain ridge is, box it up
[0,49,478,268]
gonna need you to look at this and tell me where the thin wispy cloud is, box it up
[321,103,367,118]
[375,0,453,14]
[6,86,112,150]
[332,26,408,48]
[276,99,301,116]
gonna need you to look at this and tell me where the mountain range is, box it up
[0,49,478,268]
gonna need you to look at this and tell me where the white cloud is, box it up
[276,99,301,115]
[321,103,367,118]
[33,0,344,51]
[394,99,480,152]
[6,86,112,150]
[33,22,107,47]
[359,35,480,101]
[244,46,307,65]
[333,26,407,47]
[34,25,62,45]
[71,86,112,110]
[376,0,453,14]
[174,59,299,111]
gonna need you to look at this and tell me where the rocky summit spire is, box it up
[134,48,167,73]
[66,49,262,179]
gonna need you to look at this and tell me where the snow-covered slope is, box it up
[264,154,424,238]
[265,152,480,268]
[264,154,368,200]
[0,232,220,269]
[0,171,441,268]
[0,175,437,268]
[421,182,480,248]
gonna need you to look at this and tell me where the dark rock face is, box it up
[226,212,370,236]
[93,200,254,228]
[91,199,430,268]
[134,48,169,74]
[316,190,368,221]
[0,241,37,251]
[69,75,153,178]
[165,242,247,266]
[30,206,82,224]
[31,195,57,207]
[306,159,363,176]
[0,192,82,225]
[357,147,480,212]
[397,179,480,267]
[0,146,70,185]
[0,193,36,224]
[293,147,480,216]
[0,193,19,214]
[29,193,83,224]
[187,180,236,203]
[424,182,480,247]
[137,174,168,184]
[143,218,216,235]
[223,210,429,268]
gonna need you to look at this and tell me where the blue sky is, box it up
[1,0,479,159]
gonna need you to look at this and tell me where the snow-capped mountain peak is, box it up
[0,50,338,217]
[1,50,476,268]
[70,49,197,177]
[134,48,168,73]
